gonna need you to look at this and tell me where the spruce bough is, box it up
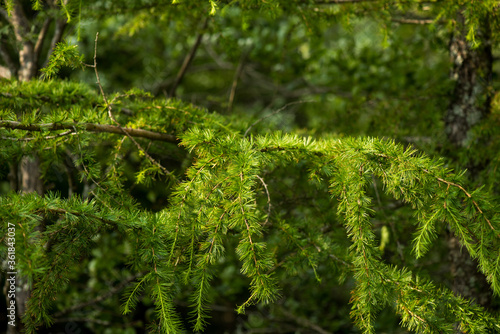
[1,81,500,333]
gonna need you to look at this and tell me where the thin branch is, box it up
[244,100,316,137]
[52,272,144,318]
[0,120,178,143]
[90,33,176,178]
[91,33,108,106]
[0,129,74,141]
[227,48,250,113]
[169,17,209,98]
[255,175,271,226]
[432,175,500,239]
[328,253,353,267]
[375,151,499,240]
[397,301,428,326]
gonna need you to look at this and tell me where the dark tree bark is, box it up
[445,13,494,329]
[19,156,44,195]
[445,15,493,148]
[10,1,37,81]
[447,234,492,306]
[3,1,67,332]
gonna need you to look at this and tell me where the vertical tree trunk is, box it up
[11,1,37,81]
[5,2,53,332]
[445,15,493,147]
[19,156,44,195]
[445,13,494,328]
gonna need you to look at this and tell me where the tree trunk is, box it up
[19,155,44,195]
[5,2,54,332]
[445,13,494,331]
[445,15,493,147]
[11,1,37,81]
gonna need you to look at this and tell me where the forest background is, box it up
[1,0,500,333]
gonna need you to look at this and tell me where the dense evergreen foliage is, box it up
[1,1,500,333]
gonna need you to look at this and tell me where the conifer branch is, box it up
[227,48,250,113]
[88,32,176,178]
[71,126,126,208]
[53,318,112,325]
[168,156,219,265]
[277,224,321,280]
[24,222,100,329]
[398,301,427,326]
[207,211,226,256]
[1,129,74,141]
[0,7,8,21]
[255,175,271,225]
[433,175,500,239]
[0,120,178,142]
[42,207,119,228]
[240,200,258,268]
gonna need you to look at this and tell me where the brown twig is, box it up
[432,175,500,239]
[0,129,74,141]
[374,151,499,240]
[0,7,9,22]
[42,207,122,229]
[0,120,177,143]
[227,48,250,113]
[398,302,427,324]
[255,175,271,225]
